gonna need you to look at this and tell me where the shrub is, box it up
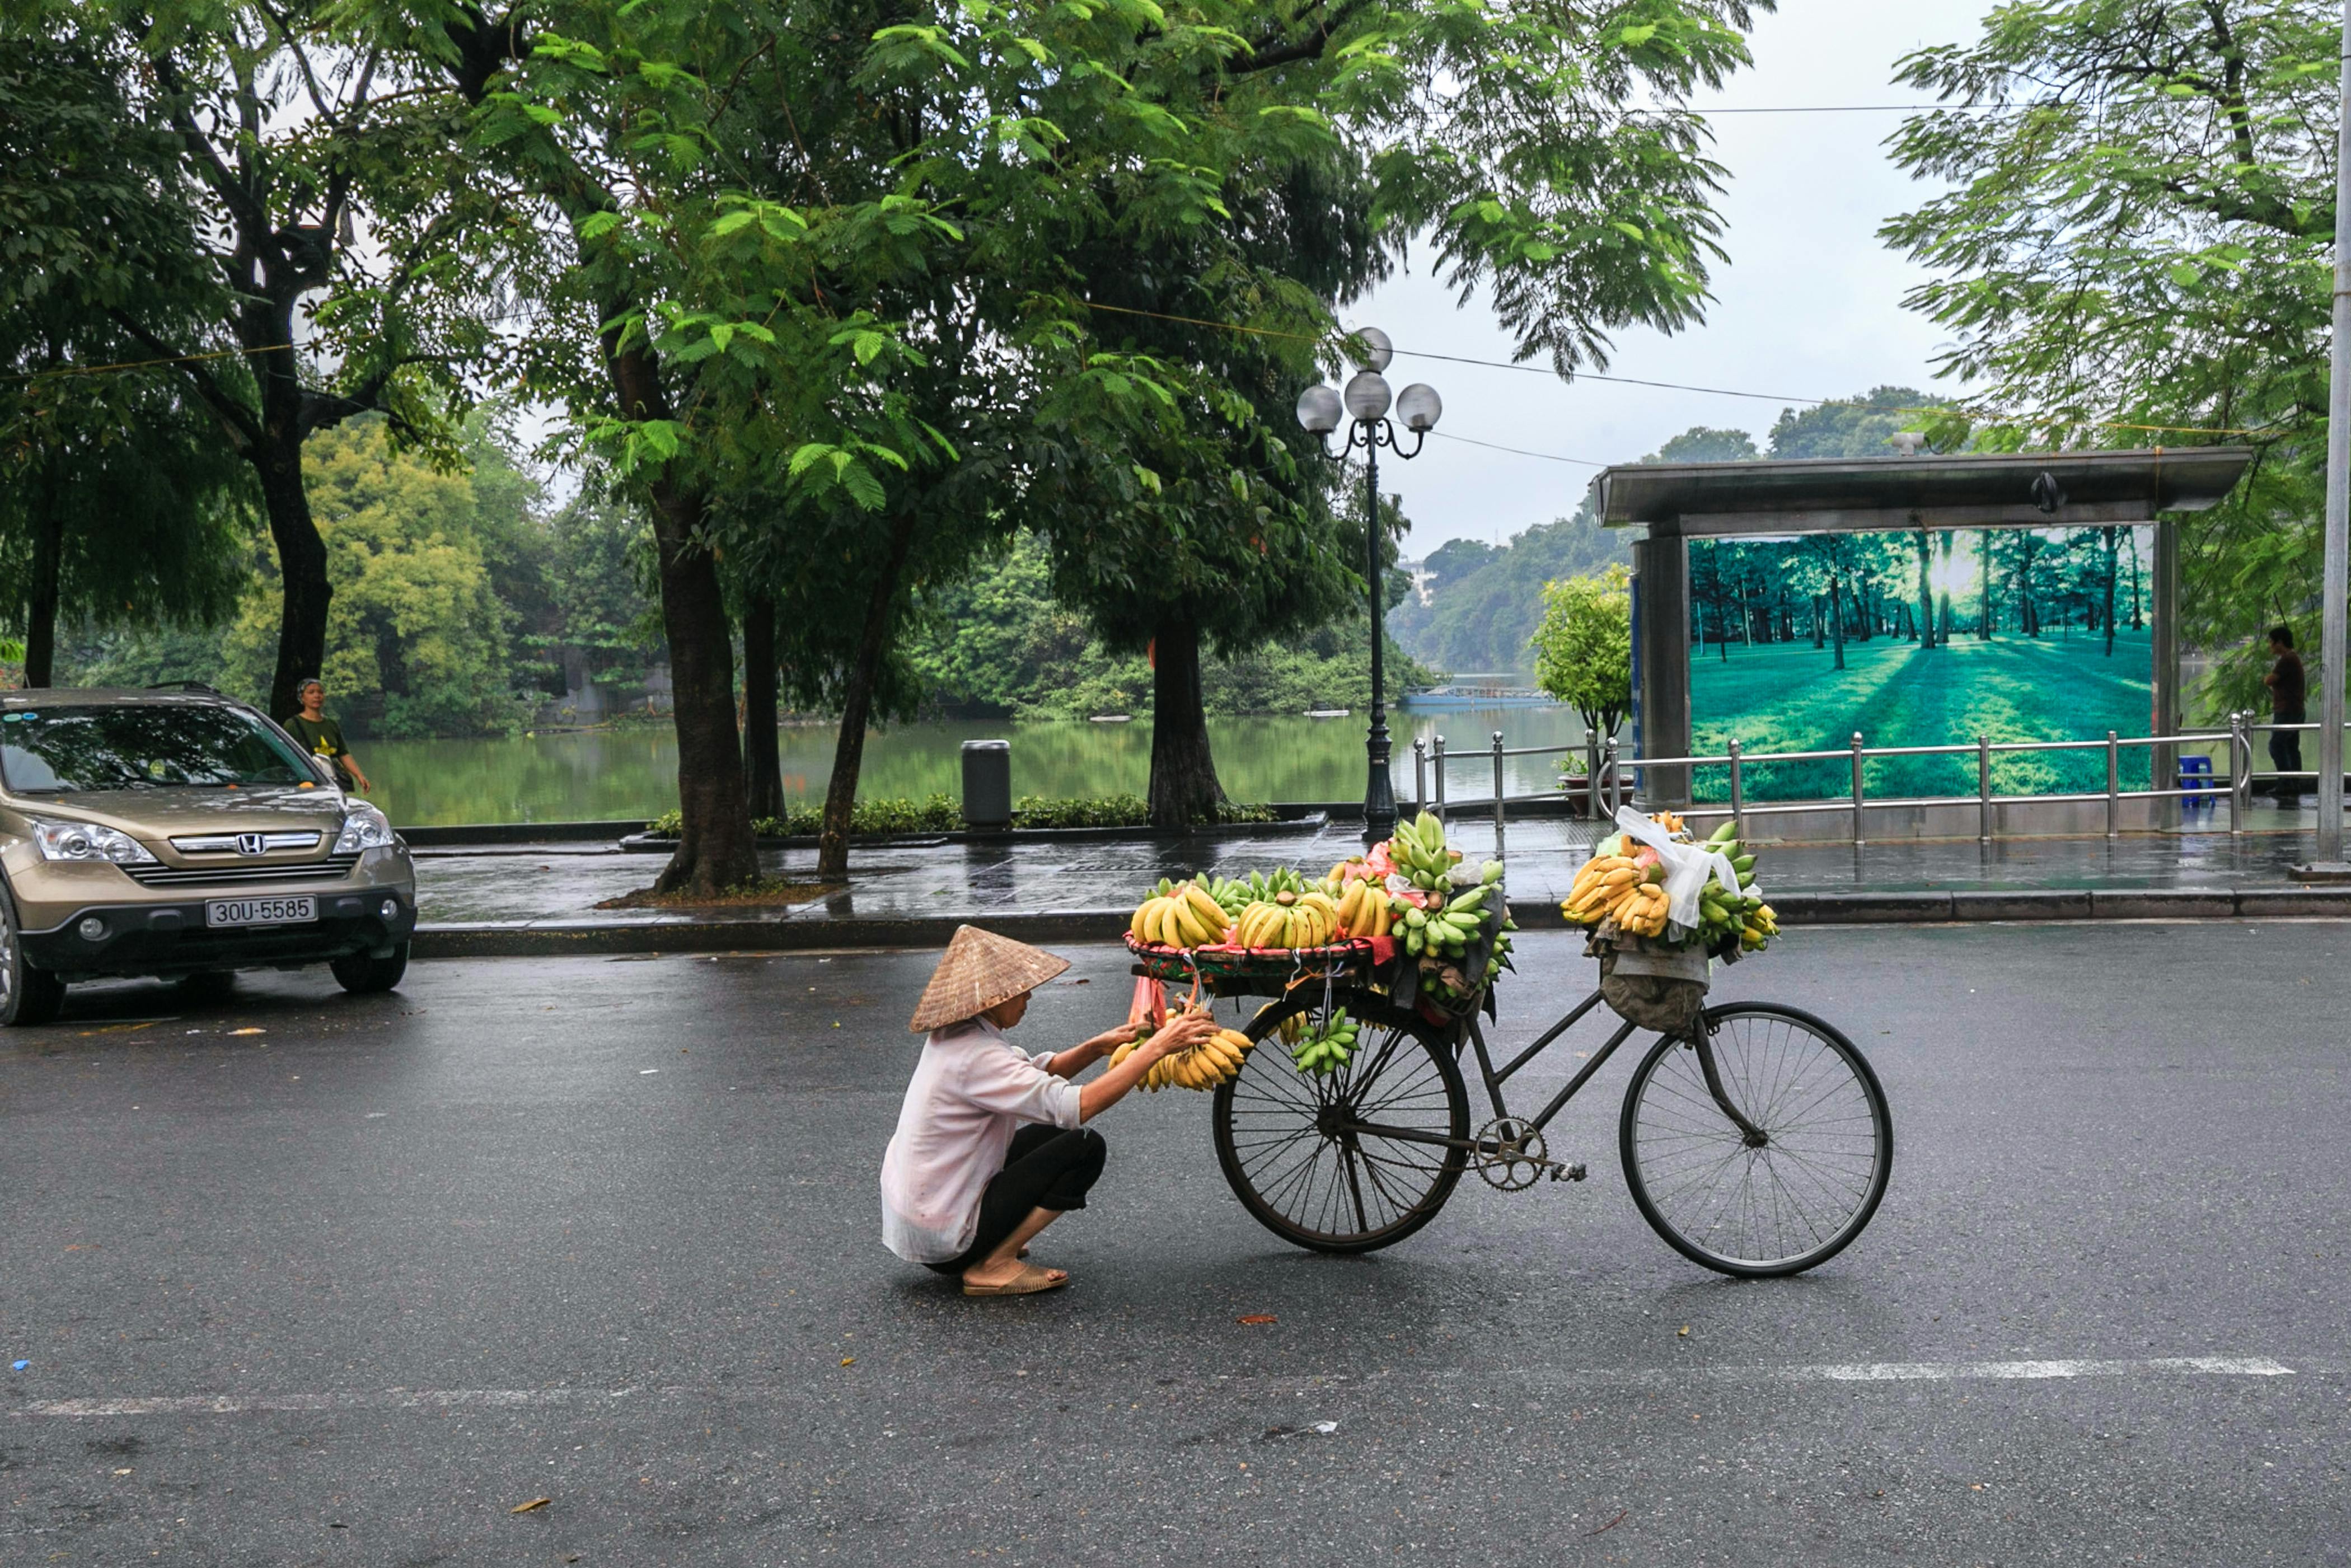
[644,794,1277,836]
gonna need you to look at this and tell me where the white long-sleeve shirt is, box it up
[880,1018,1084,1263]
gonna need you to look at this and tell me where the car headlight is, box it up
[31,818,158,865]
[334,802,396,853]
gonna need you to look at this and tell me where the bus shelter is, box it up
[1589,448,2254,820]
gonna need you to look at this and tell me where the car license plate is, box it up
[204,896,316,929]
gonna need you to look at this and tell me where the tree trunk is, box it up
[1979,536,1993,639]
[596,338,758,895]
[817,512,919,880]
[2129,537,2143,629]
[2115,524,2134,653]
[23,455,62,687]
[1146,616,1227,828]
[257,444,333,720]
[1913,530,1936,650]
[2019,538,2039,637]
[742,591,784,821]
[1828,576,1846,670]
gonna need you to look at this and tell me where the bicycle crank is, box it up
[1473,1117,1583,1191]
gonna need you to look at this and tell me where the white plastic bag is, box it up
[1610,806,1740,934]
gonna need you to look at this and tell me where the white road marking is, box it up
[11,1356,2299,1419]
[1788,1357,2294,1383]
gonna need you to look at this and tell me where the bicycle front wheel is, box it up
[1211,995,1469,1253]
[1618,1002,1891,1279]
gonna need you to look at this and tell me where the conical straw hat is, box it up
[910,925,1071,1033]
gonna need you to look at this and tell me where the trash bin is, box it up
[961,739,1012,830]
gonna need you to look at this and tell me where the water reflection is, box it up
[360,705,1591,826]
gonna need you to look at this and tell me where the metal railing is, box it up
[1406,717,2319,851]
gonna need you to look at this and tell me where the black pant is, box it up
[927,1125,1106,1275]
[2272,720,2305,794]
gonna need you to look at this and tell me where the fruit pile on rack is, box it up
[1123,812,1517,1007]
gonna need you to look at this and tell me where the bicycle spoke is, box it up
[1624,1008,1889,1274]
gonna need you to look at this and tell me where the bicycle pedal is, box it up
[1548,1162,1589,1183]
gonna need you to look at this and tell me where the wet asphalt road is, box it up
[2,924,2348,1566]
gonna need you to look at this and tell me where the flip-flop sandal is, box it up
[962,1263,1069,1298]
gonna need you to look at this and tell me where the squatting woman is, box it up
[880,925,1214,1296]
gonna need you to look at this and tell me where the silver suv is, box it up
[0,687,416,1024]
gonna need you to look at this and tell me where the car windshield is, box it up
[0,705,315,793]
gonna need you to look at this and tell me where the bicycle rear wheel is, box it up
[1618,1001,1891,1279]
[1211,994,1469,1253]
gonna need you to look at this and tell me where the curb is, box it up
[410,884,2351,958]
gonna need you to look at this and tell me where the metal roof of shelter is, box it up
[1591,447,2254,538]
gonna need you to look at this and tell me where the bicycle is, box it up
[1203,971,1893,1278]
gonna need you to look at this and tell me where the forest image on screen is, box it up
[1685,526,2153,801]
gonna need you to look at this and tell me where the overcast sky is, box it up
[1355,1,1997,556]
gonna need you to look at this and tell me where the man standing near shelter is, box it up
[283,677,373,795]
[2263,625,2306,799]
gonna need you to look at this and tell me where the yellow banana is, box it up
[1183,884,1226,934]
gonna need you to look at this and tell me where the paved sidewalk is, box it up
[406,795,2351,955]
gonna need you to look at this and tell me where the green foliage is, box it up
[1652,427,1758,463]
[1531,566,1633,738]
[642,793,1272,836]
[1879,2,2322,707]
[535,484,662,695]
[900,537,1434,719]
[1767,388,1947,458]
[1389,506,1632,675]
[0,29,253,659]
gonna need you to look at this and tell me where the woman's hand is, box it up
[1142,1012,1216,1060]
[1078,1021,1149,1056]
[1076,1010,1215,1122]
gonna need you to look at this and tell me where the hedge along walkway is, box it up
[408,808,2351,956]
[1689,630,2155,802]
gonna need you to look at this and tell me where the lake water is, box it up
[357,705,1592,826]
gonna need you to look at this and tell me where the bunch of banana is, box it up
[1562,851,1654,926]
[1138,1026,1253,1091]
[1690,821,1773,947]
[1243,867,1313,902]
[1332,879,1394,940]
[1650,809,1688,836]
[1128,881,1232,949]
[1230,890,1342,950]
[1614,881,1671,938]
[1146,874,1252,919]
[1387,811,1464,890]
[1290,1010,1359,1076]
[1400,881,1495,959]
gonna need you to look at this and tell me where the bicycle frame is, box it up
[1338,989,1767,1158]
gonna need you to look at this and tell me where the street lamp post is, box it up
[1297,327,1444,848]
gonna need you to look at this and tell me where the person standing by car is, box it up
[2263,625,2307,799]
[283,678,371,794]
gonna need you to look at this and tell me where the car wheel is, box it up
[331,941,409,995]
[176,970,237,1004]
[0,879,65,1027]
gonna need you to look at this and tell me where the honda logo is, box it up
[235,833,266,856]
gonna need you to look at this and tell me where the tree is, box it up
[222,418,528,736]
[1652,426,1759,464]
[1881,1,2327,707]
[1767,387,1947,458]
[40,1,507,723]
[1530,565,1631,778]
[0,30,253,681]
